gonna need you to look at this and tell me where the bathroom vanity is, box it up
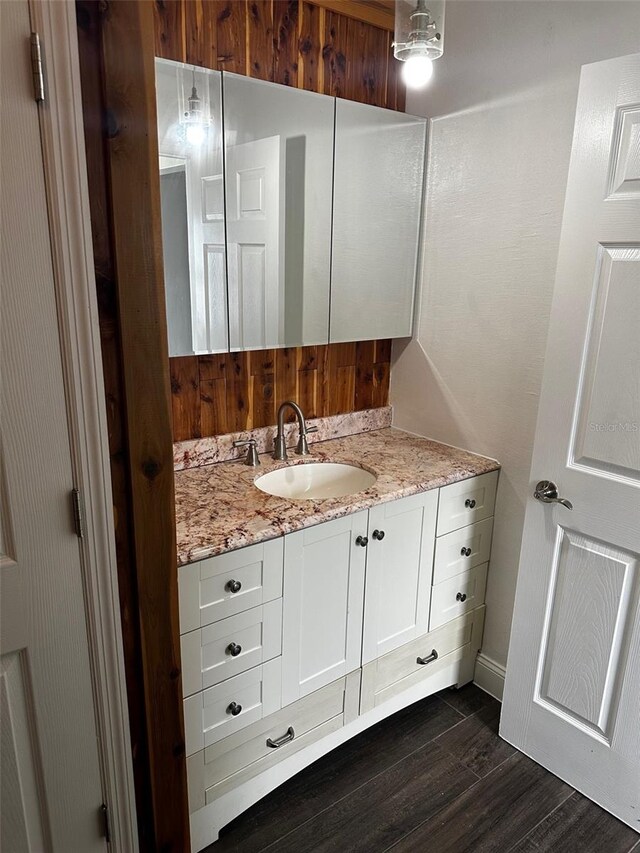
[174,421,499,850]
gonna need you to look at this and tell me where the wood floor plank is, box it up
[508,791,640,853]
[434,701,516,779]
[437,683,496,718]
[212,695,463,852]
[262,742,478,853]
[388,752,573,853]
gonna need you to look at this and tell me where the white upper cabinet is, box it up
[330,100,427,342]
[222,73,335,350]
[155,61,427,354]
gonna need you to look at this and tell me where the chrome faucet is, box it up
[273,401,318,461]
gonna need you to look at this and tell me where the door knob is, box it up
[534,480,573,510]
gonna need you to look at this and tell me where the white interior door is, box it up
[501,53,640,830]
[0,1,106,849]
[226,135,283,350]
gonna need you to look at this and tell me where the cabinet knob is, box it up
[356,535,369,547]
[460,547,472,557]
[465,498,476,509]
[227,642,242,657]
[226,579,242,594]
[416,649,439,666]
[227,702,242,716]
[372,529,385,541]
[456,592,467,602]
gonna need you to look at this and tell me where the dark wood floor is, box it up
[210,684,639,853]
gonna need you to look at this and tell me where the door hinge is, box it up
[30,32,45,103]
[72,488,85,539]
[100,803,111,844]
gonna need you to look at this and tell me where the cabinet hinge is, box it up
[72,488,85,540]
[30,32,45,103]
[100,803,111,844]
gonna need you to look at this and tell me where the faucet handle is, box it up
[233,439,260,467]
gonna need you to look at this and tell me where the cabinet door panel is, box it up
[363,491,438,664]
[282,512,367,705]
[331,101,427,341]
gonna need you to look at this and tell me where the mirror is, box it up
[222,73,334,351]
[156,59,227,355]
[155,60,335,356]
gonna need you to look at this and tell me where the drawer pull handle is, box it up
[226,579,242,594]
[372,529,385,541]
[266,726,295,749]
[356,535,369,548]
[465,499,476,509]
[227,642,242,657]
[227,702,242,716]
[460,547,472,557]
[416,649,439,666]
[456,592,467,602]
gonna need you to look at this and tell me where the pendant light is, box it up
[179,67,211,145]
[393,0,445,89]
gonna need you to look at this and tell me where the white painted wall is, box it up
[391,1,640,672]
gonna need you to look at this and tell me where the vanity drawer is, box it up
[181,600,282,698]
[433,516,493,584]
[183,659,281,756]
[360,609,482,713]
[436,470,498,536]
[179,538,283,633]
[429,563,488,631]
[187,672,360,810]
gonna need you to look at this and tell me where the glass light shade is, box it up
[394,0,445,63]
[177,65,211,143]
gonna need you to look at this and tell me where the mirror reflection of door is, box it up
[226,135,283,350]
[155,59,227,355]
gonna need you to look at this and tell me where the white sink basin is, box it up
[255,462,377,500]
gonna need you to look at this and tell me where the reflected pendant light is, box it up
[393,0,445,89]
[179,67,211,145]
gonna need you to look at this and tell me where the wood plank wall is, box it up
[153,0,406,441]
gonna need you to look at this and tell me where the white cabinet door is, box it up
[282,512,368,706]
[362,491,438,664]
[330,100,427,342]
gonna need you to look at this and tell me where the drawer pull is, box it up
[227,642,242,657]
[460,547,472,557]
[266,726,296,749]
[227,702,242,716]
[356,535,369,548]
[416,649,439,666]
[456,592,467,602]
[465,498,476,509]
[225,579,242,594]
[372,529,385,541]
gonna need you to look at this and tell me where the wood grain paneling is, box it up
[170,341,391,437]
[156,0,405,442]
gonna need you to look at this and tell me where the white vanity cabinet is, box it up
[181,471,498,852]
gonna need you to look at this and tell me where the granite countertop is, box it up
[174,427,500,566]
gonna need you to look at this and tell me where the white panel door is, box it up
[0,1,105,849]
[362,491,438,664]
[502,54,640,830]
[226,136,283,350]
[282,513,367,706]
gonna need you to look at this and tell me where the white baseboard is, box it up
[473,652,506,702]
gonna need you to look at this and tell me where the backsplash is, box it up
[170,341,392,442]
[173,406,393,470]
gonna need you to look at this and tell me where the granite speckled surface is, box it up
[173,407,392,470]
[174,427,500,565]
